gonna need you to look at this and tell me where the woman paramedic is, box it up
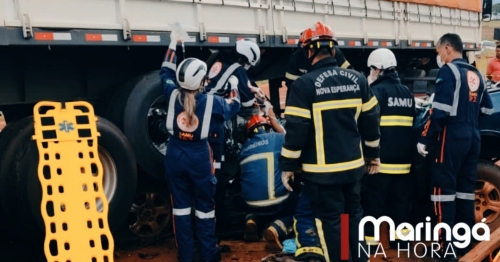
[160,32,241,262]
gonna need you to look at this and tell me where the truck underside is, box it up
[0,0,498,259]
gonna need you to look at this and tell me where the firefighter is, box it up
[204,38,264,230]
[284,30,352,101]
[240,107,325,262]
[279,21,381,262]
[418,33,493,259]
[360,48,416,247]
[161,33,241,262]
[239,109,289,250]
[283,26,351,262]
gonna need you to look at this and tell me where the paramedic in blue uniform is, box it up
[360,48,416,247]
[161,33,241,262]
[204,39,264,227]
[418,33,493,259]
[284,31,352,101]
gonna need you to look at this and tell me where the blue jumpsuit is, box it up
[160,48,241,262]
[239,130,324,259]
[419,58,493,257]
[239,130,293,236]
[205,60,257,227]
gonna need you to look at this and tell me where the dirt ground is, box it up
[112,238,457,262]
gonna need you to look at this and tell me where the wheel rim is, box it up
[64,146,117,212]
[128,192,172,238]
[475,179,500,224]
[147,96,169,156]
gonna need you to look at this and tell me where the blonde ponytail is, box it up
[178,88,202,127]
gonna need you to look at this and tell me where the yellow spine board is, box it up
[32,101,114,262]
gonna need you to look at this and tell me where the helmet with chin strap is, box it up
[176,58,208,90]
[236,39,261,69]
[246,115,272,136]
[367,48,397,70]
[300,22,337,62]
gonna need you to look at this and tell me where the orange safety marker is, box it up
[32,101,114,262]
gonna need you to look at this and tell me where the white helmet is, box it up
[367,48,397,70]
[236,39,260,67]
[176,58,208,90]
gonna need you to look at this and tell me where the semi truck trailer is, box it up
[0,0,498,246]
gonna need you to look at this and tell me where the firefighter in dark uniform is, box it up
[418,33,493,259]
[279,22,381,262]
[360,48,416,246]
[161,33,241,262]
[204,39,264,229]
[284,31,352,101]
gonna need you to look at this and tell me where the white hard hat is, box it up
[367,48,397,70]
[176,58,208,90]
[236,39,260,66]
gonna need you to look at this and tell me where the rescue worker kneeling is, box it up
[360,48,416,246]
[239,107,289,248]
[161,32,241,262]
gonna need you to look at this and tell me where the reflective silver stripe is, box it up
[364,139,380,148]
[173,207,191,216]
[166,89,180,136]
[207,63,241,95]
[242,98,256,107]
[446,63,461,117]
[221,155,225,161]
[285,72,299,80]
[213,162,221,169]
[200,95,214,139]
[481,107,493,115]
[456,192,475,200]
[245,194,289,208]
[430,194,456,202]
[432,102,453,113]
[195,210,215,219]
[162,61,176,71]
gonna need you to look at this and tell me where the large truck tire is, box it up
[0,117,36,230]
[0,116,137,241]
[476,161,500,232]
[98,71,167,179]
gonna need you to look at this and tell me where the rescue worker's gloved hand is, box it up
[228,75,239,90]
[282,171,294,191]
[263,100,273,116]
[365,158,380,175]
[226,75,239,101]
[250,85,266,100]
[169,32,179,50]
[417,143,428,157]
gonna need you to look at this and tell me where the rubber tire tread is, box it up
[477,160,500,232]
[122,70,165,178]
[0,117,37,236]
[2,116,137,242]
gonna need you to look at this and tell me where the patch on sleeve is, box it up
[208,62,222,79]
[435,78,443,84]
[166,79,175,85]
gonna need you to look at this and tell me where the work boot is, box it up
[263,226,282,252]
[244,213,260,242]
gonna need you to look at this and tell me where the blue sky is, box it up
[495,0,500,4]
